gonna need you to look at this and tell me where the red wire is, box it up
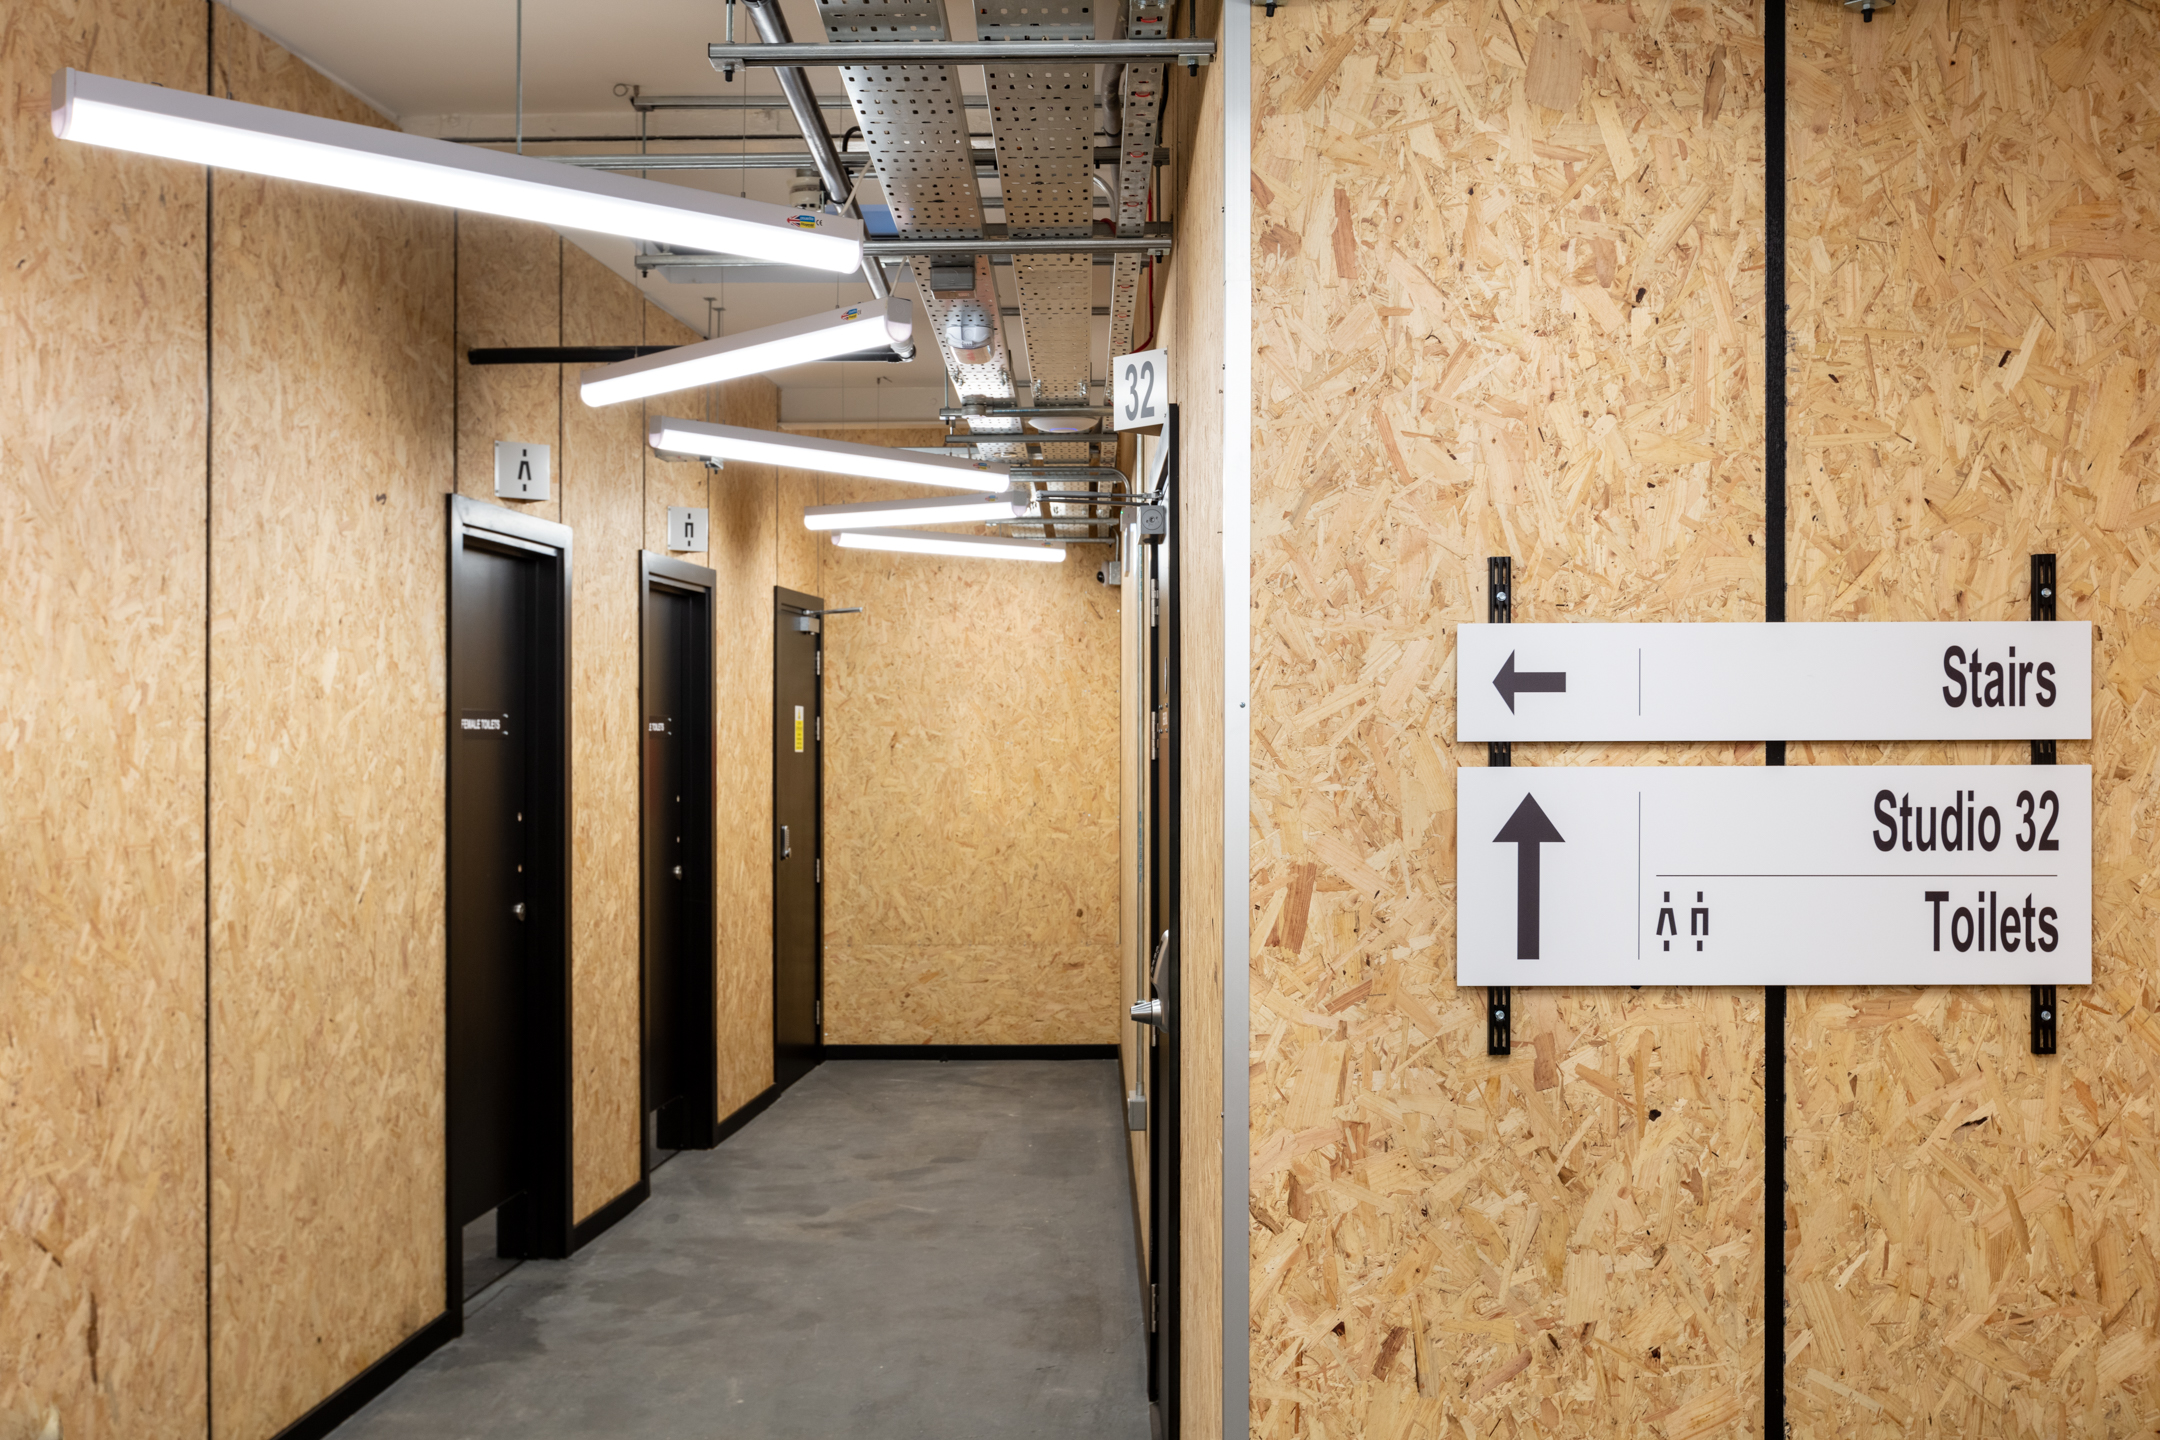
[1132,179,1159,352]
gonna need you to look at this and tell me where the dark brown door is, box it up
[446,496,573,1300]
[643,555,716,1154]
[773,588,824,1091]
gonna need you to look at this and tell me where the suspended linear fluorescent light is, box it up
[50,69,862,270]
[802,487,1029,531]
[648,417,1008,491]
[831,528,1064,563]
[582,299,913,408]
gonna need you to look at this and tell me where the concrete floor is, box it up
[339,1059,1151,1440]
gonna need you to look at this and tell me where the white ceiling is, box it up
[219,0,1057,422]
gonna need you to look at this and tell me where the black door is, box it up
[643,555,717,1155]
[773,588,824,1091]
[447,496,573,1308]
[1145,407,1181,1434]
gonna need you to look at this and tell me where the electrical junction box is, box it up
[668,507,708,552]
[493,441,550,501]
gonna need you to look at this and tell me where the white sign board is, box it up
[667,506,708,552]
[494,440,551,501]
[1457,766,2090,986]
[1111,347,1167,432]
[1457,622,2091,742]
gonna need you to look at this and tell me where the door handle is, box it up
[513,902,527,922]
[1130,998,1165,1030]
[672,864,683,879]
[780,824,791,859]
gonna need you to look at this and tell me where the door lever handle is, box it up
[780,824,791,859]
[1130,997,1165,1031]
[513,902,527,922]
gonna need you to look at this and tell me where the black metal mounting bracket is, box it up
[1487,987,1513,1057]
[1488,556,1512,771]
[2030,553,2058,1056]
[1486,557,1513,1056]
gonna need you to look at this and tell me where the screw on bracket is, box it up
[1487,987,1512,1056]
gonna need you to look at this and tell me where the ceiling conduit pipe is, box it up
[738,0,899,314]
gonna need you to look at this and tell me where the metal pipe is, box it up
[943,433,1104,446]
[941,405,1112,420]
[629,92,991,111]
[544,145,1159,172]
[709,39,1217,67]
[637,226,1170,268]
[736,0,891,301]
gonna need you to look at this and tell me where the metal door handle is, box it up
[672,865,683,879]
[1130,998,1164,1030]
[780,824,791,859]
[513,902,527,921]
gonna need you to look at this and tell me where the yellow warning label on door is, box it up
[794,705,805,753]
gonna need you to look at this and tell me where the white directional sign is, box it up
[1457,766,2091,986]
[1457,622,2092,742]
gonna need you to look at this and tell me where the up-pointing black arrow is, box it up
[1494,794,1564,959]
[1493,651,1567,713]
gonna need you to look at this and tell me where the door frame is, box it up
[773,586,825,1089]
[1147,407,1182,1435]
[444,493,575,1323]
[641,552,719,1155]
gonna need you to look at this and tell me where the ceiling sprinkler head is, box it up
[1842,0,1893,19]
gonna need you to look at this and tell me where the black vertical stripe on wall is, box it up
[1763,2,1788,1435]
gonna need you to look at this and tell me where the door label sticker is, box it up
[648,716,671,735]
[459,709,508,738]
[794,705,805,753]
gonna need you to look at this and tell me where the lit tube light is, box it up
[51,68,862,270]
[648,417,1007,491]
[803,488,1030,531]
[583,299,913,407]
[831,528,1065,563]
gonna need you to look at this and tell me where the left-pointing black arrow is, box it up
[1493,651,1567,712]
[1494,793,1564,959]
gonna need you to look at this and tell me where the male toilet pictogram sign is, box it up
[1457,766,2091,987]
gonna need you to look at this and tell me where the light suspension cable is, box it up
[802,488,1030,531]
[832,529,1065,563]
[51,69,863,270]
[647,417,1008,491]
[582,299,913,407]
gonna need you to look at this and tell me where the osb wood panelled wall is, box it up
[1251,4,1770,1439]
[0,0,209,1435]
[1159,0,1233,1417]
[207,15,452,1440]
[1785,3,2160,1433]
[810,429,1122,1045]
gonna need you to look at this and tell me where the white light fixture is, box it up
[832,528,1065,563]
[50,68,862,270]
[647,417,1008,492]
[803,488,1030,531]
[582,299,913,408]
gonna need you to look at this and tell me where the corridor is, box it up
[339,1060,1151,1439]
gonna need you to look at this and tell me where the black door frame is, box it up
[773,586,825,1090]
[642,552,719,1154]
[1147,405,1182,1435]
[444,494,575,1324]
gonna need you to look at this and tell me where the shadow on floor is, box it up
[338,1059,1151,1440]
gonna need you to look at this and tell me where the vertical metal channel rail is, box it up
[1764,0,1789,1432]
